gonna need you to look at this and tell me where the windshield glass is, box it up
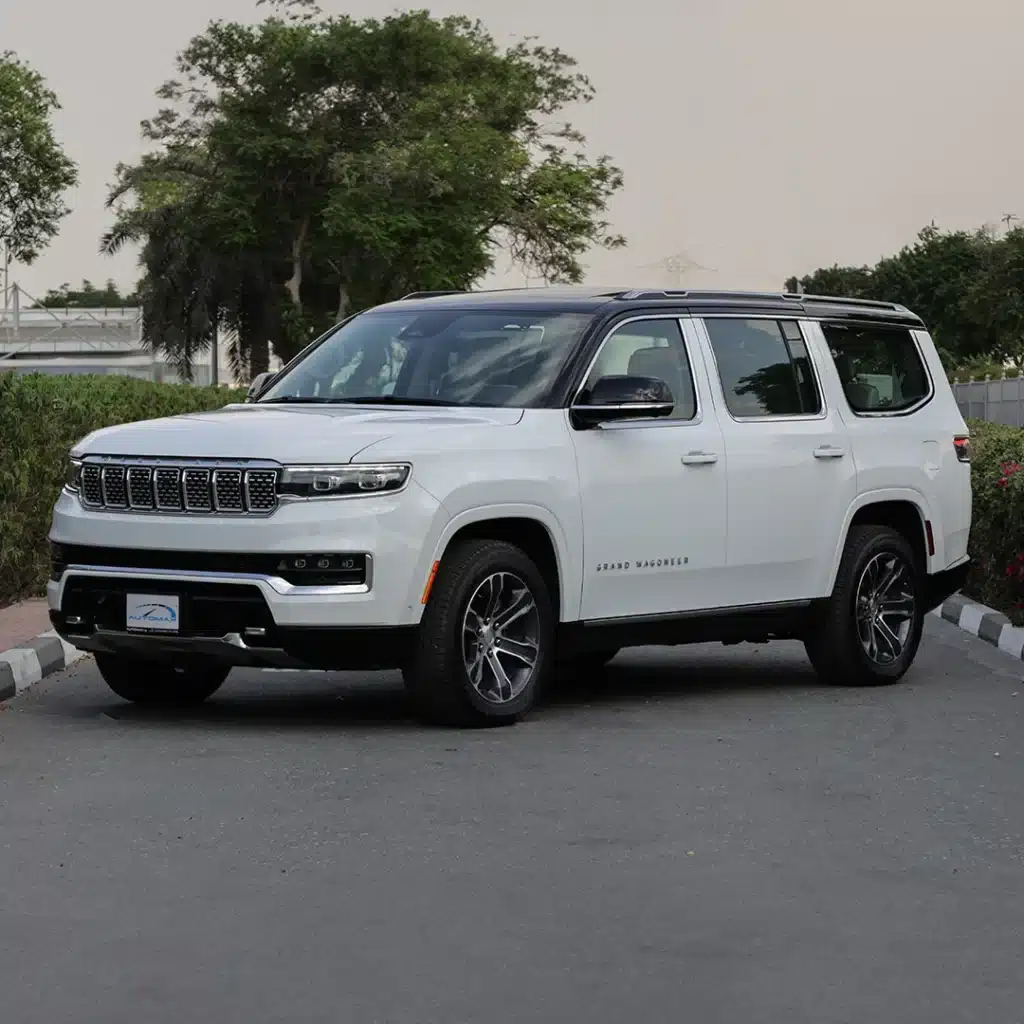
[258,309,593,407]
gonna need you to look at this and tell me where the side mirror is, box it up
[247,371,277,402]
[571,375,675,428]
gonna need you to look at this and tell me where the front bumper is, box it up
[48,482,447,630]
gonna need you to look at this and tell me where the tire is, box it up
[95,653,230,707]
[403,538,555,727]
[805,525,924,687]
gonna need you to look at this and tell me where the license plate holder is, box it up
[125,593,181,633]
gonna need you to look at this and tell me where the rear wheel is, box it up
[403,538,555,727]
[95,653,230,707]
[805,525,923,686]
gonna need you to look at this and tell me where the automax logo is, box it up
[126,603,178,626]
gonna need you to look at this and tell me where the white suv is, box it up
[49,288,972,726]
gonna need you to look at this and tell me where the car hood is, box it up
[72,403,525,462]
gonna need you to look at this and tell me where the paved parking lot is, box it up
[1,616,1022,1023]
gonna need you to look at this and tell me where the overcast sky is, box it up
[3,0,1021,300]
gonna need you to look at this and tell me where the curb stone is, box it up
[0,632,88,704]
[931,594,1024,659]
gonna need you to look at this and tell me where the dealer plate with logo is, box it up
[125,594,180,633]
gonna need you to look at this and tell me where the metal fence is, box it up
[953,377,1024,427]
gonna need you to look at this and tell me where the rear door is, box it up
[804,320,971,571]
[694,315,858,605]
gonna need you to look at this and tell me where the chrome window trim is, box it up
[696,315,829,423]
[55,558,374,604]
[570,314,704,426]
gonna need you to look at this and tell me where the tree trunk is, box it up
[337,281,350,321]
[285,217,310,310]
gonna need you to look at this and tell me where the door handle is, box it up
[681,451,719,465]
[813,445,846,459]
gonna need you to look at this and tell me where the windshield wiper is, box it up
[259,395,459,407]
[258,396,331,404]
[329,396,458,406]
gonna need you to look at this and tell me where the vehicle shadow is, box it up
[99,643,822,733]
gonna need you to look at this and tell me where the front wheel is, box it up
[403,539,555,727]
[95,653,230,707]
[805,525,924,686]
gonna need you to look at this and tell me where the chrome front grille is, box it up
[78,460,279,516]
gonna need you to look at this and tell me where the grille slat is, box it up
[154,468,182,511]
[183,469,213,512]
[213,470,244,511]
[78,462,278,516]
[101,466,128,508]
[81,465,103,506]
[126,467,154,509]
[245,470,277,512]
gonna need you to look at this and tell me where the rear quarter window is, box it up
[822,323,931,414]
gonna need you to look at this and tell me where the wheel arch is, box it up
[827,490,938,594]
[409,504,579,623]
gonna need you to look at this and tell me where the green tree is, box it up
[786,225,1009,368]
[0,52,77,268]
[35,278,140,308]
[106,0,625,380]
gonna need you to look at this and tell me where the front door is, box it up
[570,315,731,621]
[696,315,858,605]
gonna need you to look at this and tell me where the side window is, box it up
[705,318,821,418]
[581,319,697,421]
[822,323,931,413]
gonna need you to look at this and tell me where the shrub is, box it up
[0,373,242,607]
[961,418,1024,618]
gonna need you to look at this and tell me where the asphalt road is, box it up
[1,616,1022,1024]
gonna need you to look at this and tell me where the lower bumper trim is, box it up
[52,614,417,671]
[63,628,308,669]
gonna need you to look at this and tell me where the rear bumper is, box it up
[923,558,970,613]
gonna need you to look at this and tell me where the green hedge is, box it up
[962,419,1024,618]
[0,374,243,607]
[2,374,1024,620]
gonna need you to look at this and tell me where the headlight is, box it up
[278,463,411,499]
[65,458,83,493]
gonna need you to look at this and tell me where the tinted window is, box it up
[581,319,697,420]
[259,309,592,408]
[705,318,821,417]
[822,323,930,413]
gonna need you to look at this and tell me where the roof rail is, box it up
[616,289,803,302]
[399,290,465,300]
[798,293,905,312]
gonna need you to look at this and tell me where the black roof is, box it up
[374,286,924,327]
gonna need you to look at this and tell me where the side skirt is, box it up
[558,600,820,655]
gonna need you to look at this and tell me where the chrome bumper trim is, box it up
[65,629,307,669]
[54,560,372,605]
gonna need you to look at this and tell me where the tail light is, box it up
[953,435,971,463]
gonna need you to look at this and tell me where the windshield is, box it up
[258,309,593,407]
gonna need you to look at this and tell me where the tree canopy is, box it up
[0,51,78,268]
[786,223,1024,371]
[33,279,140,309]
[105,0,625,380]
